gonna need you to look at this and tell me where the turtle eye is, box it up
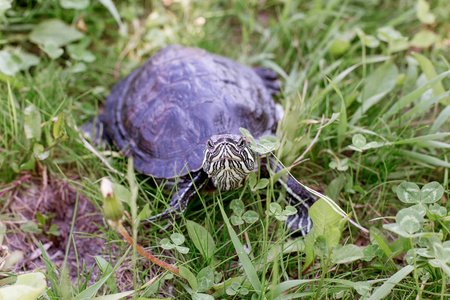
[207,139,214,149]
[237,137,246,148]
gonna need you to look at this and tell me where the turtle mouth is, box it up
[211,155,245,163]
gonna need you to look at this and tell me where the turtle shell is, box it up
[103,45,278,178]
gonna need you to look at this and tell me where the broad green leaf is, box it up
[331,244,364,264]
[179,266,198,291]
[112,183,131,204]
[10,49,40,72]
[417,0,435,24]
[314,235,328,256]
[242,211,259,224]
[420,181,444,203]
[230,199,245,217]
[397,182,420,203]
[192,293,214,300]
[0,50,20,76]
[0,250,23,272]
[20,222,41,234]
[410,30,438,48]
[249,135,279,154]
[197,267,214,292]
[412,53,447,103]
[29,19,84,48]
[0,272,46,300]
[24,105,41,140]
[170,233,185,246]
[40,43,64,59]
[367,265,414,300]
[303,199,343,270]
[67,43,96,62]
[186,220,216,261]
[350,62,398,124]
[60,0,90,9]
[396,208,424,234]
[258,135,279,153]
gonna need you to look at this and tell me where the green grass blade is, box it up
[218,198,262,294]
[271,279,314,298]
[327,77,347,148]
[367,265,414,300]
[412,53,447,103]
[73,272,114,300]
[350,62,398,125]
[383,70,450,120]
[416,141,450,149]
[398,92,449,121]
[390,133,450,145]
[430,105,450,134]
[397,149,450,168]
[91,291,134,300]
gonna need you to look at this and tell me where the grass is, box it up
[0,0,449,299]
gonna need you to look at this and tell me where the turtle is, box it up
[92,45,316,235]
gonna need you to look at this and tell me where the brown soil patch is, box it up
[1,172,106,280]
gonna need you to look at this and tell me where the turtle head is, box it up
[202,134,255,191]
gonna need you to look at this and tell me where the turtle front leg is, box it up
[278,175,316,236]
[147,171,209,222]
[264,158,317,236]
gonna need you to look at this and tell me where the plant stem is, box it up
[314,254,329,300]
[117,223,180,276]
[410,237,421,300]
[355,151,362,182]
